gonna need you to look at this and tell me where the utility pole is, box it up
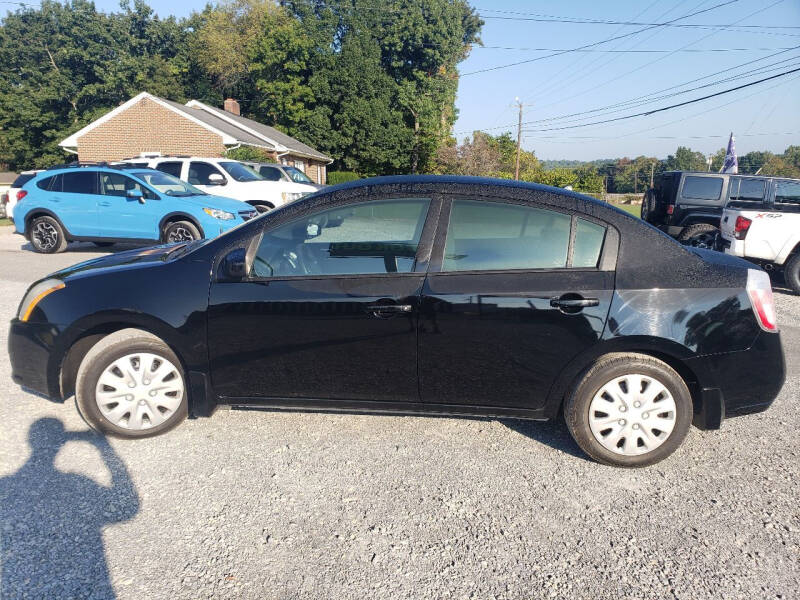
[649,161,655,187]
[634,170,638,194]
[515,98,523,180]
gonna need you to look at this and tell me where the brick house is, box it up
[59,92,333,184]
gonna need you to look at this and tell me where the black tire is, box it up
[93,241,115,248]
[783,253,800,294]
[564,353,692,467]
[249,202,273,214]
[161,220,201,244]
[679,223,718,248]
[640,189,654,221]
[29,215,68,254]
[75,328,188,439]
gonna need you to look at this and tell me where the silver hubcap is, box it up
[33,221,58,250]
[168,226,195,242]
[94,352,184,430]
[588,374,677,456]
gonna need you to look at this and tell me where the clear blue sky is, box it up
[30,0,800,161]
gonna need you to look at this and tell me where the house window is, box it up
[294,159,305,173]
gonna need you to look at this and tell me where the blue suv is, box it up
[14,165,258,253]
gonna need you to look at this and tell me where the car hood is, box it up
[49,243,202,281]
[173,193,252,213]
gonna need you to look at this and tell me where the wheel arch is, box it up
[158,212,205,240]
[676,214,720,229]
[53,314,202,412]
[545,337,704,423]
[246,200,274,209]
[24,208,72,239]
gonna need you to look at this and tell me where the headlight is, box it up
[18,278,65,321]
[203,208,235,220]
[281,192,305,203]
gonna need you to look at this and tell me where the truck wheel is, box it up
[679,223,718,249]
[784,253,800,294]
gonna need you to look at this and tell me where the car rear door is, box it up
[207,194,440,404]
[418,195,616,412]
[53,171,99,237]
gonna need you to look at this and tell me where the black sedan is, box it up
[9,176,785,467]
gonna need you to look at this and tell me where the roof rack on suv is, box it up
[45,162,132,171]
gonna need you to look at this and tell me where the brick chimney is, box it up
[223,98,240,116]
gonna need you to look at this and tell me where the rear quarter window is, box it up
[681,176,723,201]
[775,180,800,205]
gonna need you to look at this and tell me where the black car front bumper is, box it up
[8,318,62,400]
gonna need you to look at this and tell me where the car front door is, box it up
[188,161,229,196]
[207,195,440,404]
[97,172,161,239]
[418,196,616,412]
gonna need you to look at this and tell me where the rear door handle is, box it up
[98,201,112,207]
[366,304,413,319]
[550,297,600,309]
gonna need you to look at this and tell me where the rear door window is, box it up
[154,161,183,178]
[61,171,98,195]
[728,178,766,201]
[259,166,284,181]
[681,176,723,201]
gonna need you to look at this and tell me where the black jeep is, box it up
[641,171,775,248]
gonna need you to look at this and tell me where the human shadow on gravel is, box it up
[499,418,588,461]
[0,418,139,599]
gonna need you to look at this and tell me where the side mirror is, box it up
[126,189,145,203]
[221,248,247,281]
[208,173,226,186]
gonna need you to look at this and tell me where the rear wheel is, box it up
[75,329,188,438]
[679,223,718,248]
[783,253,800,294]
[162,220,201,244]
[564,353,692,467]
[29,215,68,254]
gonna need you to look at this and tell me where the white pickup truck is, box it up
[720,177,800,292]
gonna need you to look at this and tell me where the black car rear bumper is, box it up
[687,330,785,429]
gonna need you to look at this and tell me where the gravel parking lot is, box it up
[1,226,798,600]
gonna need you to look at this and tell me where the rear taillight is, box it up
[734,216,752,240]
[666,205,675,215]
[16,190,27,202]
[747,269,778,332]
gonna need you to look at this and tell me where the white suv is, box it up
[720,177,800,292]
[118,155,314,212]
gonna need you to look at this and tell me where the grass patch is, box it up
[0,218,13,226]
[606,202,640,218]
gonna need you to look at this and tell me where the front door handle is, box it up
[98,201,112,207]
[366,304,413,318]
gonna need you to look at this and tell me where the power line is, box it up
[460,0,740,76]
[531,0,788,114]
[475,12,800,30]
[520,66,800,133]
[475,46,795,53]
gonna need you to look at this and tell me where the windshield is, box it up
[132,170,207,196]
[283,166,313,184]
[219,161,264,182]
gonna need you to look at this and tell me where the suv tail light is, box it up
[747,269,778,332]
[666,205,675,215]
[16,190,27,202]
[734,216,752,240]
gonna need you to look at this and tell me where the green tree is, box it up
[664,146,707,172]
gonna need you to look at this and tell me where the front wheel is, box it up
[75,329,188,438]
[29,215,68,253]
[249,202,274,214]
[162,220,201,244]
[564,354,692,467]
[679,223,718,249]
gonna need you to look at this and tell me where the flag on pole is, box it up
[721,132,738,174]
